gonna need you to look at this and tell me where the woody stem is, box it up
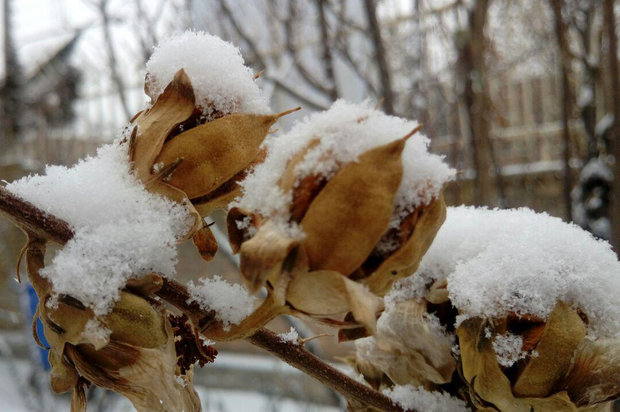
[0,186,405,412]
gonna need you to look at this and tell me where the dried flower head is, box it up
[219,101,454,339]
[361,206,620,410]
[128,68,297,262]
[25,238,204,412]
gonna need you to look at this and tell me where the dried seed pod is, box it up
[24,237,202,412]
[225,101,453,336]
[127,69,297,262]
[455,303,619,411]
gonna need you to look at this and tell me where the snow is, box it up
[145,31,269,117]
[277,327,300,344]
[83,319,111,347]
[234,100,454,235]
[382,385,467,412]
[6,142,192,315]
[410,206,620,338]
[492,333,528,367]
[187,276,257,329]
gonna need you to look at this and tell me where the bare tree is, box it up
[457,0,494,206]
[605,0,620,253]
[363,0,395,114]
[1,0,21,148]
[551,0,575,220]
[91,0,131,120]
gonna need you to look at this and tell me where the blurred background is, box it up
[0,0,619,410]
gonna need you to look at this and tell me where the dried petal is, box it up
[192,225,218,262]
[457,317,577,411]
[363,196,446,296]
[132,69,195,183]
[561,338,620,406]
[155,113,282,199]
[300,138,406,275]
[513,301,587,397]
[239,221,299,293]
[286,269,383,333]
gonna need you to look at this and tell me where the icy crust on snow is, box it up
[145,31,269,116]
[382,385,467,412]
[7,143,192,315]
[234,100,454,234]
[187,276,257,329]
[410,206,620,338]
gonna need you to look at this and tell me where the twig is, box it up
[0,186,405,411]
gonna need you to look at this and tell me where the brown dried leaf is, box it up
[155,113,280,199]
[363,196,446,296]
[300,138,406,275]
[192,225,218,262]
[513,301,587,397]
[132,69,195,182]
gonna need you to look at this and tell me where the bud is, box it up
[224,101,454,337]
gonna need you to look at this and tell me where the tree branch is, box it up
[0,185,404,411]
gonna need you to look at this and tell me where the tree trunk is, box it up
[604,0,620,253]
[1,0,21,148]
[363,0,395,115]
[459,0,493,206]
[551,0,574,221]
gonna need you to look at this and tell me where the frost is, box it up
[492,333,527,367]
[6,142,192,315]
[382,385,467,412]
[234,100,454,234]
[146,31,269,117]
[277,327,300,344]
[187,276,257,329]
[410,206,620,338]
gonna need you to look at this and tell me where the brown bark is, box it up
[550,0,575,221]
[605,0,620,253]
[363,0,395,114]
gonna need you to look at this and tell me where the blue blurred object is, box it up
[24,284,50,370]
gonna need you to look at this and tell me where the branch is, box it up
[0,185,405,412]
